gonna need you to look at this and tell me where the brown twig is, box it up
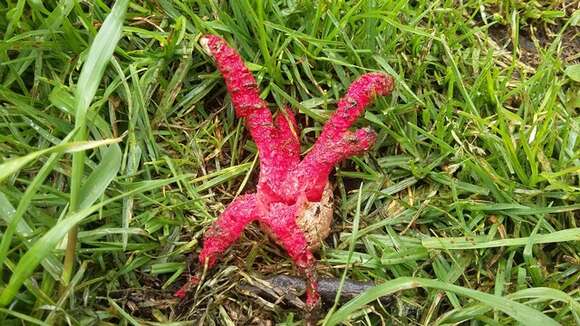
[238,275,393,308]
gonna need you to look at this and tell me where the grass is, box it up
[0,0,578,324]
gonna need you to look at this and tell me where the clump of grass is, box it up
[0,0,578,325]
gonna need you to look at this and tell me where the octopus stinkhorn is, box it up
[177,34,394,312]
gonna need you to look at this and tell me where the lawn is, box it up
[0,0,579,325]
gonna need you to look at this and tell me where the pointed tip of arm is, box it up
[322,72,394,138]
[292,73,392,201]
[200,34,269,119]
[201,34,286,173]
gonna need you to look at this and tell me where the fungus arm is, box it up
[317,72,393,141]
[293,128,377,200]
[201,35,275,156]
[258,202,320,308]
[200,35,299,182]
[294,73,394,200]
[198,194,261,268]
[273,107,300,166]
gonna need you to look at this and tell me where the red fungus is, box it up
[179,34,394,311]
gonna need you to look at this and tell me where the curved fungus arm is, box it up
[198,194,261,268]
[294,73,394,201]
[318,72,393,142]
[258,202,320,308]
[200,35,275,159]
[293,127,377,201]
[201,35,299,184]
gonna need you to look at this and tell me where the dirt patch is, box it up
[487,22,579,68]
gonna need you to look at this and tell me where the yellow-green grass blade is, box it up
[0,175,187,306]
[327,277,559,326]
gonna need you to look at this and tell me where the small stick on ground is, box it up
[238,275,393,308]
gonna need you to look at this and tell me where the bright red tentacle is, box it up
[292,128,377,200]
[319,72,393,141]
[292,73,394,201]
[200,35,272,122]
[273,107,300,166]
[258,201,320,308]
[198,194,261,268]
[201,35,296,193]
[200,35,275,157]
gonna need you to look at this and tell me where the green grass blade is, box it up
[73,0,129,122]
[0,175,186,306]
[440,287,580,323]
[326,277,559,326]
[107,298,142,326]
[78,144,122,209]
[0,192,63,279]
[422,228,580,249]
[64,0,129,286]
[0,137,121,183]
[0,308,49,326]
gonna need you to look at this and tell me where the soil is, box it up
[486,20,579,68]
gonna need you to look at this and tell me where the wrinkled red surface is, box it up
[185,34,394,310]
